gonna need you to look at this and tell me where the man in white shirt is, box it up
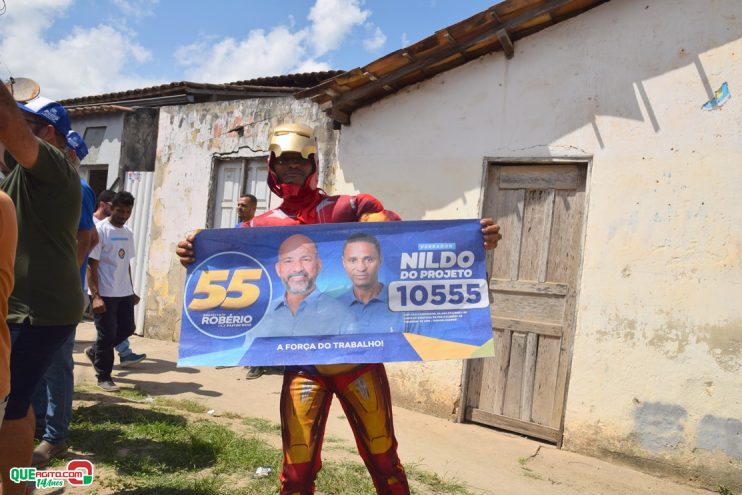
[93,189,146,367]
[86,191,139,391]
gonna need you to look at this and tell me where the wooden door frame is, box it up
[457,155,593,448]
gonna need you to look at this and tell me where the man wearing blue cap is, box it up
[0,83,84,494]
[31,129,98,466]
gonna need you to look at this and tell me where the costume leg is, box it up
[334,364,409,495]
[279,372,332,495]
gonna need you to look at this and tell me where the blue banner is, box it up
[178,219,494,366]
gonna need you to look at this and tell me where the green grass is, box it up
[155,397,210,414]
[116,385,150,401]
[516,455,545,482]
[219,411,242,419]
[65,390,475,494]
[69,402,281,494]
[242,417,281,434]
[406,463,471,494]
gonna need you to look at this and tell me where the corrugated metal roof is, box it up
[295,0,607,124]
[61,71,344,108]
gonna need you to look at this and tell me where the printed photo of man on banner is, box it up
[178,219,494,367]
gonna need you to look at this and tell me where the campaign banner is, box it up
[178,219,494,367]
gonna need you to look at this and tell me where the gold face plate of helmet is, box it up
[268,123,317,158]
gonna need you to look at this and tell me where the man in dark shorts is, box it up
[0,85,84,494]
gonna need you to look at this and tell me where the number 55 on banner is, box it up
[183,252,274,339]
[188,268,263,311]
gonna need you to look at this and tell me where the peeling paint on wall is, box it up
[702,322,742,373]
[696,415,742,459]
[386,361,462,418]
[325,0,742,486]
[632,402,687,451]
[144,97,337,342]
[595,313,741,372]
[566,414,742,491]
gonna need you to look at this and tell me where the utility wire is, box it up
[0,52,14,82]
[0,0,13,79]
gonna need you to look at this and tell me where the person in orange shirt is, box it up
[0,190,16,428]
[0,85,83,495]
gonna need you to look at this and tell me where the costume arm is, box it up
[354,194,401,222]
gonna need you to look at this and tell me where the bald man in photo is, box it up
[243,234,358,351]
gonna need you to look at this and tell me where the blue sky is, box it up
[0,0,495,99]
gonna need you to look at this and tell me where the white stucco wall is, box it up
[331,0,741,486]
[72,113,125,188]
[145,97,337,341]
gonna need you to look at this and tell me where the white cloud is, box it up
[363,25,386,51]
[174,0,373,83]
[2,0,72,14]
[308,0,370,57]
[293,59,332,74]
[175,26,312,83]
[0,1,159,99]
[0,0,378,98]
[113,0,159,18]
[401,33,410,47]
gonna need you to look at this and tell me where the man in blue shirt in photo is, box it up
[243,234,357,351]
[339,233,405,334]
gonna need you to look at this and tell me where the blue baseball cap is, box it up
[67,130,88,160]
[17,96,74,147]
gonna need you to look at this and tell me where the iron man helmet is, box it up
[268,123,317,159]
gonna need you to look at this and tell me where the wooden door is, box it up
[463,162,587,444]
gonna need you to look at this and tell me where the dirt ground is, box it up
[62,323,713,495]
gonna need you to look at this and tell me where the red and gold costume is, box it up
[242,124,409,495]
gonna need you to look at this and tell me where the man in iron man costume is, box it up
[177,123,502,495]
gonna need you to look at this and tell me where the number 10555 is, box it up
[388,280,489,312]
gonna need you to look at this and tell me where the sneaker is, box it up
[97,380,119,392]
[119,352,147,368]
[245,367,264,380]
[32,441,68,468]
[84,346,95,365]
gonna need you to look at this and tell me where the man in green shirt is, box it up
[0,83,83,495]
